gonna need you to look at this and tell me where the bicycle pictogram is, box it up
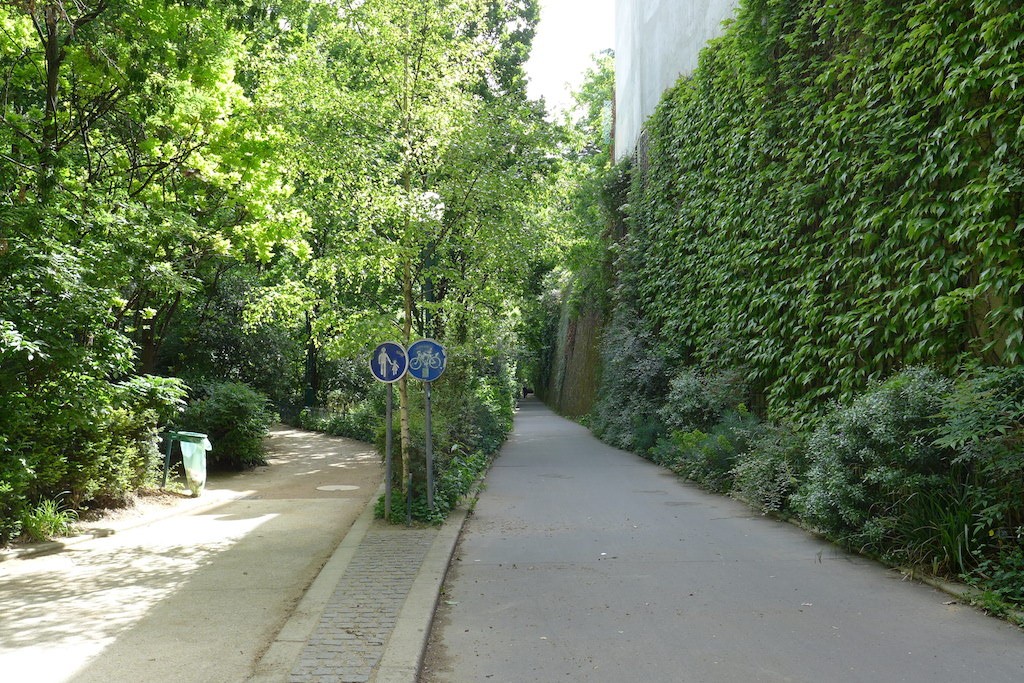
[410,348,443,372]
[406,339,447,382]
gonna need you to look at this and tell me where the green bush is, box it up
[591,308,671,451]
[933,364,1024,541]
[972,547,1024,605]
[377,446,492,525]
[0,475,27,543]
[659,367,748,434]
[731,422,807,514]
[793,367,954,550]
[929,364,1024,595]
[668,409,760,493]
[178,381,275,470]
[300,397,383,444]
[0,374,185,544]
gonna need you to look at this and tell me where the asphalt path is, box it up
[423,398,1024,682]
[0,426,380,683]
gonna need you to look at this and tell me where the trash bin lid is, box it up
[169,430,209,444]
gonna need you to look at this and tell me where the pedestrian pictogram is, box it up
[370,342,408,383]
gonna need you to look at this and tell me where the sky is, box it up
[524,0,615,115]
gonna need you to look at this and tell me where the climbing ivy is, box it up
[620,0,1024,423]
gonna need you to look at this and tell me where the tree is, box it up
[248,0,555,496]
[1,0,300,535]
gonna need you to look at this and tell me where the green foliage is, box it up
[590,308,671,451]
[659,367,749,434]
[0,475,27,543]
[377,446,492,525]
[0,374,185,544]
[618,0,1024,424]
[661,409,760,493]
[299,388,384,444]
[3,0,551,536]
[178,382,275,470]
[159,269,306,412]
[1,0,298,533]
[793,367,954,548]
[731,422,807,514]
[971,547,1024,606]
[895,483,983,576]
[932,363,1024,565]
[21,494,79,542]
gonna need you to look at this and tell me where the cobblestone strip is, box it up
[289,526,436,683]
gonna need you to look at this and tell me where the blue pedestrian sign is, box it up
[370,342,408,383]
[407,338,447,382]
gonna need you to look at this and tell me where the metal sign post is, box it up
[385,383,393,519]
[406,338,447,511]
[424,381,433,510]
[370,342,408,520]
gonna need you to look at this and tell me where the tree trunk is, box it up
[399,257,413,495]
[40,5,61,201]
[304,312,319,407]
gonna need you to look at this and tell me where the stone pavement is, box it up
[252,487,468,683]
[290,526,435,682]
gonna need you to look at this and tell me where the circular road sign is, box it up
[406,338,447,382]
[370,341,408,383]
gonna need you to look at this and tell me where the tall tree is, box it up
[248,0,554,493]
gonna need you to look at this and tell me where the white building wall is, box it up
[614,0,739,160]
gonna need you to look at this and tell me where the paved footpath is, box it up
[423,399,1024,682]
[0,426,463,683]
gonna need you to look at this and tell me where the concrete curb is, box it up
[372,501,469,682]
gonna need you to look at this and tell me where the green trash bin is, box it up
[163,431,212,496]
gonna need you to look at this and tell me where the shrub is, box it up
[301,395,384,444]
[731,422,807,514]
[379,446,492,525]
[659,367,748,434]
[591,308,671,451]
[933,364,1024,543]
[178,381,275,470]
[971,546,1024,606]
[0,476,26,543]
[793,367,954,549]
[0,374,185,544]
[669,408,760,493]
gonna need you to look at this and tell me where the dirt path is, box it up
[0,426,382,683]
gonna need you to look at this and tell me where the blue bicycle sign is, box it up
[406,339,447,382]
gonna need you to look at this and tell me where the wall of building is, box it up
[614,0,739,160]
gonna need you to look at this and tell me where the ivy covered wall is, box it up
[615,0,1024,423]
